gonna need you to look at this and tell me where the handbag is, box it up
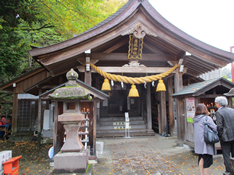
[204,116,219,144]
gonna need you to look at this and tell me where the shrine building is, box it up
[1,0,234,146]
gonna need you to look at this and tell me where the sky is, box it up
[148,0,234,68]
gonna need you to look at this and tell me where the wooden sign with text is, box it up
[128,35,144,59]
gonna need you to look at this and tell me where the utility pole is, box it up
[231,46,234,83]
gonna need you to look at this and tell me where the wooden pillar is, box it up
[146,83,153,132]
[158,103,161,133]
[85,54,91,85]
[174,69,184,146]
[12,90,18,135]
[37,88,42,146]
[228,97,232,108]
[96,102,100,129]
[93,100,97,157]
[85,71,91,86]
[53,101,59,155]
[160,91,166,134]
[167,77,175,136]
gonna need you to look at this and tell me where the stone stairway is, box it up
[97,115,155,137]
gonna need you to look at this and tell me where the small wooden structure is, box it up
[172,77,234,147]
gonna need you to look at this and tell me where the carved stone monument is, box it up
[49,68,92,173]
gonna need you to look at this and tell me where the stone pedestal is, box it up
[61,124,83,152]
[58,113,84,152]
[54,149,88,173]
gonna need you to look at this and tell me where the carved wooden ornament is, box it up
[122,23,157,39]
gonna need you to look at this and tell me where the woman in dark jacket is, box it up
[193,103,217,175]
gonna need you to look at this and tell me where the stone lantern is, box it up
[49,68,92,173]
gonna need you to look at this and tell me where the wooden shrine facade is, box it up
[1,0,234,146]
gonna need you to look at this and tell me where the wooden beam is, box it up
[41,85,58,89]
[77,66,175,73]
[185,63,208,75]
[42,51,176,66]
[177,51,185,59]
[167,61,178,66]
[144,40,164,54]
[188,57,218,69]
[87,53,176,61]
[103,38,128,53]
[145,35,179,54]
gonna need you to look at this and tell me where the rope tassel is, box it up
[128,84,139,97]
[101,78,111,91]
[156,79,166,92]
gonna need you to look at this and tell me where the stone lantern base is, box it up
[54,149,88,173]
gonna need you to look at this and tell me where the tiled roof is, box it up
[172,78,234,97]
[39,79,109,99]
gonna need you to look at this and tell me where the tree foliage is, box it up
[222,67,231,80]
[0,0,127,81]
[0,0,127,113]
[37,0,127,38]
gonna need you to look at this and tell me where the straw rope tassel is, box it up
[86,63,180,84]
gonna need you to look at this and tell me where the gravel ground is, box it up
[0,140,52,175]
[0,135,227,175]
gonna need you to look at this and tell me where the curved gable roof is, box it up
[28,0,234,77]
[29,0,137,57]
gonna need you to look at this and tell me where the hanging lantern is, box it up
[128,84,139,97]
[101,78,111,91]
[156,79,166,92]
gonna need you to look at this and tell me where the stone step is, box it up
[100,120,145,126]
[100,116,143,122]
[96,131,155,137]
[96,115,151,137]
[97,128,147,133]
[98,124,146,130]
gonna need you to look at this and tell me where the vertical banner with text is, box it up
[186,98,195,123]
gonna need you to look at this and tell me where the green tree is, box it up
[0,0,127,81]
[222,67,231,80]
[0,0,44,77]
[37,0,127,38]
